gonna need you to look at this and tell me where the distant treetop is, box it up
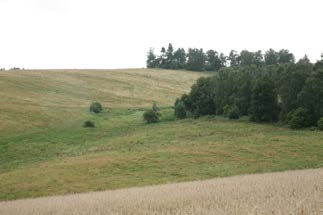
[146,43,316,72]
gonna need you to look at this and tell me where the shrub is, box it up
[223,104,231,117]
[90,102,103,113]
[228,105,240,120]
[175,101,187,119]
[143,102,161,123]
[83,120,95,128]
[143,110,160,123]
[288,108,311,129]
[318,118,323,131]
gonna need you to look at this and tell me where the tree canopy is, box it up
[176,60,323,128]
[147,43,322,128]
[147,43,300,72]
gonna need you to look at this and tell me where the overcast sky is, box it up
[0,0,322,69]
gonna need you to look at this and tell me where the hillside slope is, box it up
[0,69,207,135]
[0,69,322,202]
[0,168,322,215]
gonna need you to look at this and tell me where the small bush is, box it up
[143,110,160,123]
[223,104,231,117]
[175,101,187,119]
[228,105,240,120]
[83,120,95,128]
[318,118,323,131]
[143,102,161,123]
[288,108,311,129]
[90,102,103,113]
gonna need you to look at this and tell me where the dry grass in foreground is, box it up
[0,168,322,215]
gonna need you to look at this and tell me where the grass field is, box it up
[0,69,205,135]
[1,168,322,215]
[0,69,322,202]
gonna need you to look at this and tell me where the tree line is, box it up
[173,58,323,129]
[146,43,315,72]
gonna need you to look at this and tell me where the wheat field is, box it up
[0,168,322,215]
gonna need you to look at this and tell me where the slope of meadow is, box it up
[0,69,322,203]
[0,168,322,215]
[0,69,204,135]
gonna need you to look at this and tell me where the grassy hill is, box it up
[0,69,205,135]
[0,69,322,201]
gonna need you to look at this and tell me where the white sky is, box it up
[0,0,322,69]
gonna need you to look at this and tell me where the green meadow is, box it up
[0,69,322,201]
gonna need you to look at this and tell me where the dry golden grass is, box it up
[0,168,322,215]
[0,69,207,134]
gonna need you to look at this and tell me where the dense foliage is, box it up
[175,59,323,129]
[250,78,279,122]
[288,108,311,129]
[147,43,296,72]
[148,43,322,129]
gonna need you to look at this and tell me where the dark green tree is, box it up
[314,61,323,119]
[278,63,312,121]
[297,70,323,125]
[205,49,223,71]
[228,50,240,67]
[239,50,263,67]
[146,48,158,68]
[264,49,279,65]
[173,48,186,69]
[165,43,175,69]
[278,49,295,64]
[236,68,253,115]
[250,78,279,122]
[186,48,206,71]
[185,77,216,116]
[239,50,254,66]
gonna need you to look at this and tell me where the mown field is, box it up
[0,69,322,201]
